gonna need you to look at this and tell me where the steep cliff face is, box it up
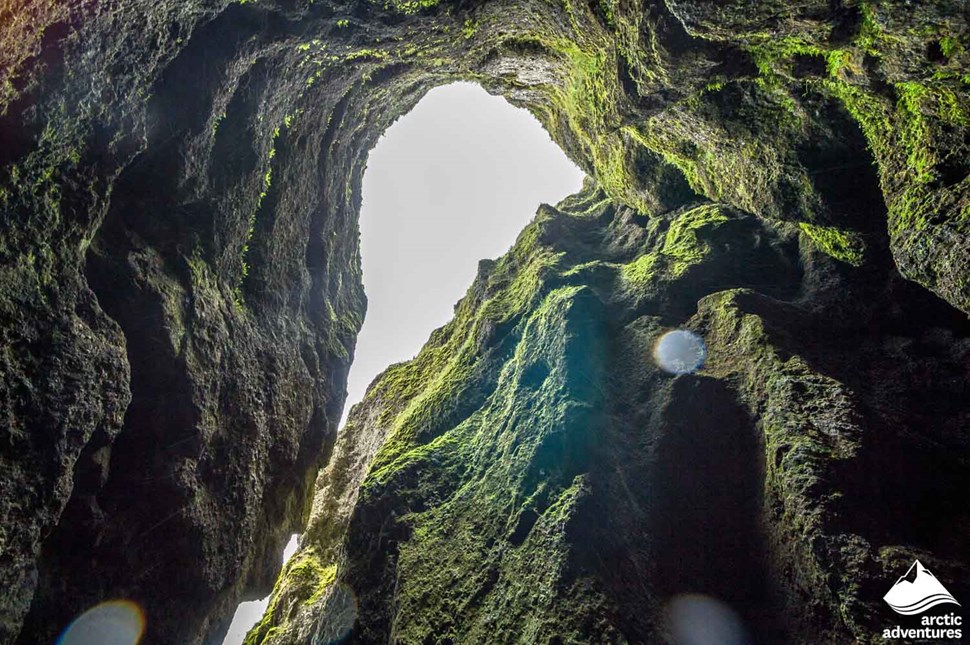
[254,183,970,643]
[0,0,967,643]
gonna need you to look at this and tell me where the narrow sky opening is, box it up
[347,81,585,421]
[223,81,584,644]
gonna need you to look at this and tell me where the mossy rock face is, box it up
[0,0,968,643]
[250,183,970,644]
[256,187,804,644]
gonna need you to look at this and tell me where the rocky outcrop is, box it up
[0,0,967,643]
[253,182,970,643]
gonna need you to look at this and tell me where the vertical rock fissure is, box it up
[2,1,969,643]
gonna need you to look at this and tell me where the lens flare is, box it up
[666,594,749,645]
[57,599,145,645]
[654,330,706,374]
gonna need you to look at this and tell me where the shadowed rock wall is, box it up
[256,184,969,644]
[0,0,967,643]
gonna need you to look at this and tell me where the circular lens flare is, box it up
[654,330,706,374]
[57,600,145,645]
[667,593,749,645]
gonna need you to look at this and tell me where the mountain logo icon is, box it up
[883,560,961,615]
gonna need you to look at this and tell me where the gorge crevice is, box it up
[1,0,968,643]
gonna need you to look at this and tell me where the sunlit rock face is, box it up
[257,184,970,645]
[0,1,968,644]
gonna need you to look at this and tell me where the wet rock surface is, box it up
[0,0,967,643]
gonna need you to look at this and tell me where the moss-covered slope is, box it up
[0,0,968,643]
[252,181,970,643]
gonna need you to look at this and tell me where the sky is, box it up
[222,81,584,644]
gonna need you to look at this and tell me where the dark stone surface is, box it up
[0,0,967,643]
[262,184,969,644]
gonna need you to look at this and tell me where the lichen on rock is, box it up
[0,0,968,643]
[254,172,970,642]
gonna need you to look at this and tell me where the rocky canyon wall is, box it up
[259,180,970,643]
[0,0,968,643]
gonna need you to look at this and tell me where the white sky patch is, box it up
[222,535,298,644]
[348,81,585,424]
[222,81,584,644]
